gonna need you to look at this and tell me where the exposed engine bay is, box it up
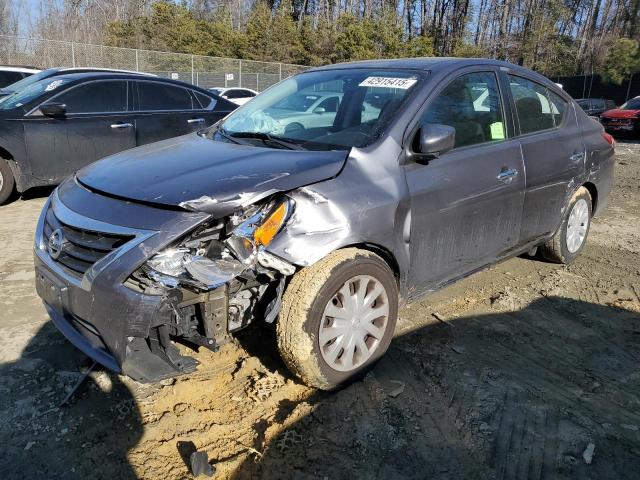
[122,196,296,381]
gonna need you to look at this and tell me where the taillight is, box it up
[602,132,615,146]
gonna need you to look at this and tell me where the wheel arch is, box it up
[339,242,402,287]
[582,181,598,215]
[0,145,13,162]
[0,144,23,192]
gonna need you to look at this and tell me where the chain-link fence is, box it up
[0,35,309,91]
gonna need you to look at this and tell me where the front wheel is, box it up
[0,159,16,205]
[277,248,398,390]
[540,186,592,264]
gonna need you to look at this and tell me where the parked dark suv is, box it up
[34,59,615,390]
[0,72,236,203]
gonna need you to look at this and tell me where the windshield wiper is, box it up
[215,126,238,143]
[228,131,305,150]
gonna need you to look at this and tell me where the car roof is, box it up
[308,57,557,88]
[54,67,155,76]
[309,57,516,71]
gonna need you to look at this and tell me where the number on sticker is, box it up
[359,77,417,89]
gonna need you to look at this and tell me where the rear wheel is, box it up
[277,248,398,390]
[540,186,592,264]
[0,159,16,205]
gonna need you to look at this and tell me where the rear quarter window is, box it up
[546,90,568,126]
[193,91,216,109]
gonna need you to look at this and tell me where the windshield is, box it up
[2,69,56,93]
[209,88,223,95]
[0,77,69,110]
[620,98,640,110]
[216,68,423,151]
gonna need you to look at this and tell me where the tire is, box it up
[0,158,16,205]
[540,186,592,264]
[277,248,398,390]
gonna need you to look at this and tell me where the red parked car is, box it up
[600,96,640,137]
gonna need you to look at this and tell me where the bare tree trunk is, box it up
[496,0,511,58]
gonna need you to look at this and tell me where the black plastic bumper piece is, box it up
[121,338,199,383]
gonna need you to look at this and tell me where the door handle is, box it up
[497,168,518,183]
[187,118,205,124]
[111,122,133,129]
[570,152,585,162]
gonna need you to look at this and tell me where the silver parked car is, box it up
[34,58,615,390]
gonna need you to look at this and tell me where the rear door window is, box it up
[55,80,128,114]
[137,81,193,111]
[508,75,555,134]
[421,71,506,148]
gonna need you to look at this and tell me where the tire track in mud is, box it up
[492,394,560,480]
[435,283,640,480]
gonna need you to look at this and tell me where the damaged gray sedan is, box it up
[34,58,615,390]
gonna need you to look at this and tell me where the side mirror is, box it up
[313,107,326,114]
[39,102,67,118]
[412,123,456,162]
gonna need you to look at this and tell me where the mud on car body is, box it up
[34,58,615,390]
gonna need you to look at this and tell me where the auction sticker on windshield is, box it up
[359,77,417,89]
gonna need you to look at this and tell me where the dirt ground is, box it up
[1,140,639,480]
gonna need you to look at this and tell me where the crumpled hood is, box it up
[602,108,640,118]
[77,133,349,216]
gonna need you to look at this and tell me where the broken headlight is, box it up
[146,248,191,277]
[226,199,291,264]
[144,198,294,289]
